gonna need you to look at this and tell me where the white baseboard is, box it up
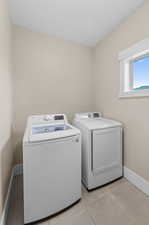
[124,167,149,196]
[0,164,23,225]
[0,170,14,225]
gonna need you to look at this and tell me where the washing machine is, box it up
[73,112,123,190]
[23,114,81,224]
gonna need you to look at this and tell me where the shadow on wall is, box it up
[0,134,14,215]
[13,139,23,164]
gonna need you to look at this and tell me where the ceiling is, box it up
[9,0,145,46]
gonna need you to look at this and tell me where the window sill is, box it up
[119,90,149,98]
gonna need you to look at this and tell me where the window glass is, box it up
[132,55,149,90]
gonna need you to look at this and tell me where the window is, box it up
[119,37,149,98]
[132,55,149,90]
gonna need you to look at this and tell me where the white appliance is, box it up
[23,114,81,224]
[73,112,123,190]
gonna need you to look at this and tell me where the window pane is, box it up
[133,55,149,90]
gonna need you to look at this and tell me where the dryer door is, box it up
[92,127,122,175]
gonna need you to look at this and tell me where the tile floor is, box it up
[6,176,149,225]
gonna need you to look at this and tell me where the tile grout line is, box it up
[90,215,98,225]
[82,196,98,225]
[85,205,98,225]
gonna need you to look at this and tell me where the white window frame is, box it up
[119,37,149,98]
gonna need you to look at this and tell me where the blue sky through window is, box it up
[133,55,149,89]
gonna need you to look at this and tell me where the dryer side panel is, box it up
[73,121,91,185]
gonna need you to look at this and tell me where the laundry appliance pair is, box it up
[23,112,122,224]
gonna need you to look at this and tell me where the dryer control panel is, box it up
[93,112,100,118]
[75,112,102,120]
[88,112,101,118]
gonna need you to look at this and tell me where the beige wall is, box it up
[0,0,14,216]
[95,1,149,181]
[13,25,94,163]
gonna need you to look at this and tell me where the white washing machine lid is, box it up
[76,118,122,130]
[28,123,80,142]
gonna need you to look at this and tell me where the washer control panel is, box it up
[29,114,67,125]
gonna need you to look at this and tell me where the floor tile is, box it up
[48,198,87,225]
[108,180,149,224]
[49,210,95,225]
[82,186,107,206]
[86,192,136,225]
[37,222,49,225]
